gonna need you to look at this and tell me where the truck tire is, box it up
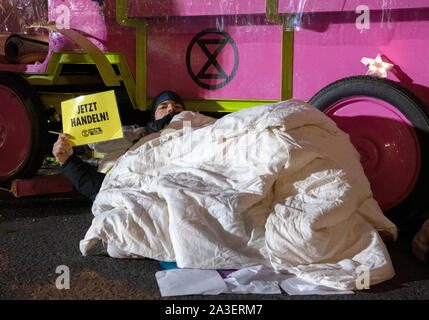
[309,75,429,230]
[0,72,48,184]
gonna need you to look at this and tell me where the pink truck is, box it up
[1,0,428,227]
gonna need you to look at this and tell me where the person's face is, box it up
[154,100,184,120]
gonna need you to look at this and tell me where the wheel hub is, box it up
[325,96,420,211]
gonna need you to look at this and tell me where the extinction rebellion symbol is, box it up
[186,28,239,90]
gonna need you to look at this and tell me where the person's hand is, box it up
[52,133,74,164]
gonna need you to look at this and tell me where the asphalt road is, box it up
[1,187,429,302]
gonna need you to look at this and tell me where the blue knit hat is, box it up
[150,91,185,120]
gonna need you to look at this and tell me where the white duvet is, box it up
[80,100,397,290]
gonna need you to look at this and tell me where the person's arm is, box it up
[60,154,105,201]
[53,133,105,201]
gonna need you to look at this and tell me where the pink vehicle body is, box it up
[1,0,427,102]
[1,0,429,222]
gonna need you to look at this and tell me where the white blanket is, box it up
[80,100,397,290]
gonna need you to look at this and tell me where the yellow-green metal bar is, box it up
[27,23,140,109]
[25,52,134,87]
[176,99,279,113]
[266,0,294,101]
[281,30,294,100]
[29,23,120,87]
[265,0,283,23]
[116,0,147,110]
[25,51,138,116]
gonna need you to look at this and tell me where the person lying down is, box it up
[53,90,186,201]
[54,97,399,291]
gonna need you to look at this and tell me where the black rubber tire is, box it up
[0,71,48,184]
[309,75,429,232]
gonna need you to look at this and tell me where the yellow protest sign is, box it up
[61,90,123,146]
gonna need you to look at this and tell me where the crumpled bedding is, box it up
[80,99,397,290]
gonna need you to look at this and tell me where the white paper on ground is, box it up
[155,269,227,297]
[279,276,354,295]
[223,265,292,294]
[155,265,355,297]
